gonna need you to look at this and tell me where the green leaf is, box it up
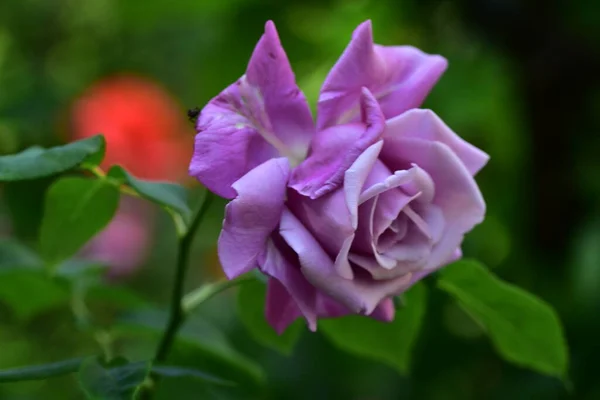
[39,177,120,265]
[0,135,105,181]
[3,177,54,241]
[151,365,234,386]
[78,357,149,400]
[113,309,264,384]
[55,259,107,280]
[320,282,427,375]
[0,269,69,320]
[237,279,302,355]
[107,165,192,226]
[437,260,569,380]
[54,259,148,310]
[0,238,43,270]
[85,286,150,310]
[77,358,232,400]
[0,357,84,382]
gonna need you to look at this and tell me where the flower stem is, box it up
[182,274,254,314]
[154,191,214,362]
[137,191,214,399]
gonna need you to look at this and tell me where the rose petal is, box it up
[349,253,415,280]
[289,140,385,280]
[190,21,313,198]
[333,234,355,280]
[314,293,349,319]
[218,158,290,279]
[358,161,434,206]
[382,224,431,265]
[343,141,384,230]
[265,277,304,334]
[317,20,447,130]
[370,297,396,322]
[377,217,409,251]
[261,237,317,333]
[370,190,419,251]
[315,295,395,322]
[359,168,416,205]
[414,204,445,243]
[280,208,414,314]
[351,160,442,278]
[288,188,355,280]
[408,247,462,286]
[384,109,489,175]
[371,197,431,274]
[402,204,432,240]
[290,88,385,199]
[352,160,429,253]
[287,188,354,264]
[380,138,485,269]
[351,195,380,253]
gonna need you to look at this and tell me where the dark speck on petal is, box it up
[187,107,200,123]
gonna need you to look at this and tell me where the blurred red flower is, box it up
[71,74,193,181]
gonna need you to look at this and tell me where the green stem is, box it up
[71,282,114,362]
[84,165,106,179]
[137,191,214,400]
[182,274,254,314]
[94,331,115,362]
[154,191,214,363]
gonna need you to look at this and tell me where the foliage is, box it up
[1,0,597,398]
[0,135,569,398]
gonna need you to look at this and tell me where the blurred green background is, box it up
[1,0,599,399]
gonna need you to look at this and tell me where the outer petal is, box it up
[265,278,304,335]
[266,283,396,334]
[280,208,413,314]
[317,20,447,130]
[315,295,396,322]
[190,21,314,198]
[217,158,290,279]
[290,88,385,199]
[370,298,396,322]
[261,237,317,333]
[409,247,462,285]
[385,109,489,175]
[380,138,485,270]
[246,21,315,155]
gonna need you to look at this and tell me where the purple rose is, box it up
[189,20,488,333]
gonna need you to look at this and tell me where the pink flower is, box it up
[81,197,152,280]
[189,21,488,333]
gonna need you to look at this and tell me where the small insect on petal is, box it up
[187,107,201,123]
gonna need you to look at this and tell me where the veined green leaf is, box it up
[39,177,120,265]
[437,260,568,380]
[0,135,105,181]
[320,282,427,375]
[107,165,192,227]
